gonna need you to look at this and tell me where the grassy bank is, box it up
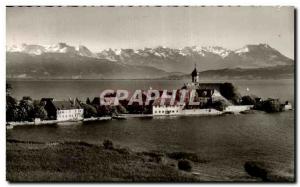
[6,139,294,182]
[7,139,199,182]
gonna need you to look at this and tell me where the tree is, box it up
[86,97,91,105]
[262,99,283,113]
[33,101,48,120]
[212,100,228,111]
[82,103,97,118]
[220,83,241,104]
[241,95,256,105]
[18,97,34,121]
[116,104,128,114]
[6,95,18,122]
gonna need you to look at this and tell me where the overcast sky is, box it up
[7,6,294,58]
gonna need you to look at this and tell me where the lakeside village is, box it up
[6,67,292,129]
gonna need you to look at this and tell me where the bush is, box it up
[244,161,294,182]
[167,152,206,163]
[211,100,228,111]
[82,103,98,118]
[33,101,48,120]
[103,139,114,150]
[262,99,282,113]
[178,159,192,172]
[244,161,268,181]
[241,95,256,105]
[115,147,131,155]
[220,83,241,104]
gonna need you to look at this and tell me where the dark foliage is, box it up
[167,152,207,163]
[244,161,293,182]
[178,159,192,172]
[82,103,97,118]
[86,98,91,105]
[220,83,241,104]
[244,161,268,181]
[103,139,114,150]
[212,100,227,111]
[33,100,48,120]
[262,99,283,113]
[241,95,257,105]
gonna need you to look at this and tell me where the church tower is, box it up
[191,64,199,83]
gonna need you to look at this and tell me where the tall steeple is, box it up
[191,63,199,83]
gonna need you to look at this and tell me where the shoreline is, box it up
[7,78,294,82]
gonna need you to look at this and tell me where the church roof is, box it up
[191,67,198,76]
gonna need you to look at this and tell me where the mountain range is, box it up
[6,43,294,79]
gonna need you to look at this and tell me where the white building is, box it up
[52,100,84,121]
[152,97,185,116]
[153,105,184,116]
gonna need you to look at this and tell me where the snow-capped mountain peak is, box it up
[45,43,77,54]
[7,44,46,55]
[201,46,231,58]
[7,43,96,57]
[234,46,249,55]
[77,45,95,58]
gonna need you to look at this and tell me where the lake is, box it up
[6,79,295,181]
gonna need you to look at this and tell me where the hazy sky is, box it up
[7,6,294,58]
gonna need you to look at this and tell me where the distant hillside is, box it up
[6,52,167,79]
[164,65,294,80]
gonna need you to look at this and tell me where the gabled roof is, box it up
[53,100,82,110]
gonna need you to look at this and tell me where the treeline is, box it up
[6,96,48,122]
[241,95,288,113]
[82,98,129,118]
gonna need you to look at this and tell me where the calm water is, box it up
[7,79,295,180]
[8,79,294,103]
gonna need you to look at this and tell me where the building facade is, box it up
[152,105,184,116]
[42,98,84,121]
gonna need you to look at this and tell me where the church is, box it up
[182,65,227,106]
[183,65,223,93]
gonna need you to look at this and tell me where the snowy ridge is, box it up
[201,46,231,58]
[234,46,249,55]
[7,42,277,60]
